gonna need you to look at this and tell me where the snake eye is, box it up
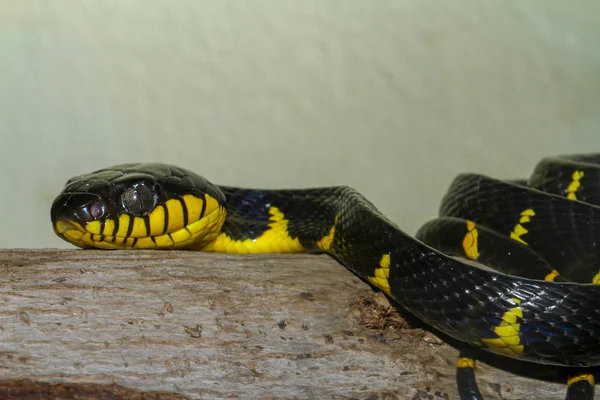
[89,200,106,219]
[121,183,156,215]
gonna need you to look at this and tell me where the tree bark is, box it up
[0,249,576,400]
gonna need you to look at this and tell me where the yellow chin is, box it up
[55,194,227,250]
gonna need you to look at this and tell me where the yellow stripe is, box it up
[182,194,205,223]
[171,228,192,243]
[130,216,148,237]
[481,298,524,356]
[86,221,102,235]
[462,220,480,260]
[568,373,594,386]
[456,357,475,369]
[367,254,391,296]
[133,237,156,249]
[566,170,584,200]
[102,219,115,236]
[154,234,174,247]
[316,215,338,251]
[545,270,560,282]
[115,214,131,237]
[204,194,220,216]
[201,206,303,253]
[165,199,184,233]
[510,209,535,245]
[63,229,84,241]
[148,205,166,236]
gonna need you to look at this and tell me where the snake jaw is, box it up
[54,220,80,235]
[53,220,98,249]
[50,192,106,248]
[51,191,227,250]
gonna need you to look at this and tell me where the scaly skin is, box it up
[51,154,600,399]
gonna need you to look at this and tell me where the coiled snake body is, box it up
[51,153,600,399]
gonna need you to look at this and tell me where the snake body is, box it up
[51,154,600,399]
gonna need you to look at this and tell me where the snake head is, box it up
[51,163,227,250]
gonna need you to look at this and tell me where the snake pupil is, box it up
[121,183,156,215]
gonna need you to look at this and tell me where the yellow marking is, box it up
[367,254,391,296]
[130,216,148,237]
[566,170,584,200]
[182,194,204,223]
[165,199,185,233]
[545,270,560,282]
[148,205,166,236]
[510,209,535,245]
[456,357,475,369]
[568,373,595,386]
[171,227,192,243]
[517,210,535,219]
[186,213,211,234]
[201,206,304,253]
[55,194,226,251]
[316,215,338,251]
[133,237,156,249]
[462,220,480,260]
[157,200,226,249]
[481,297,524,357]
[592,272,600,284]
[204,194,220,215]
[63,229,84,241]
[154,234,174,247]
[55,220,79,234]
[78,232,117,249]
[96,241,120,249]
[86,221,102,235]
[102,219,115,236]
[115,213,131,237]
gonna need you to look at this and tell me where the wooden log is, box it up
[0,249,575,399]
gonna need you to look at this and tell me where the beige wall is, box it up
[1,1,599,249]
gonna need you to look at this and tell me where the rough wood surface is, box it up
[0,249,580,400]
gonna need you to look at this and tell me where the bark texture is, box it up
[0,249,577,399]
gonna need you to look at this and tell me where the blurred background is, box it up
[1,1,599,249]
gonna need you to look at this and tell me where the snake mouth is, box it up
[52,193,227,250]
[55,220,82,235]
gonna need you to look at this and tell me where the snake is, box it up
[50,153,600,400]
